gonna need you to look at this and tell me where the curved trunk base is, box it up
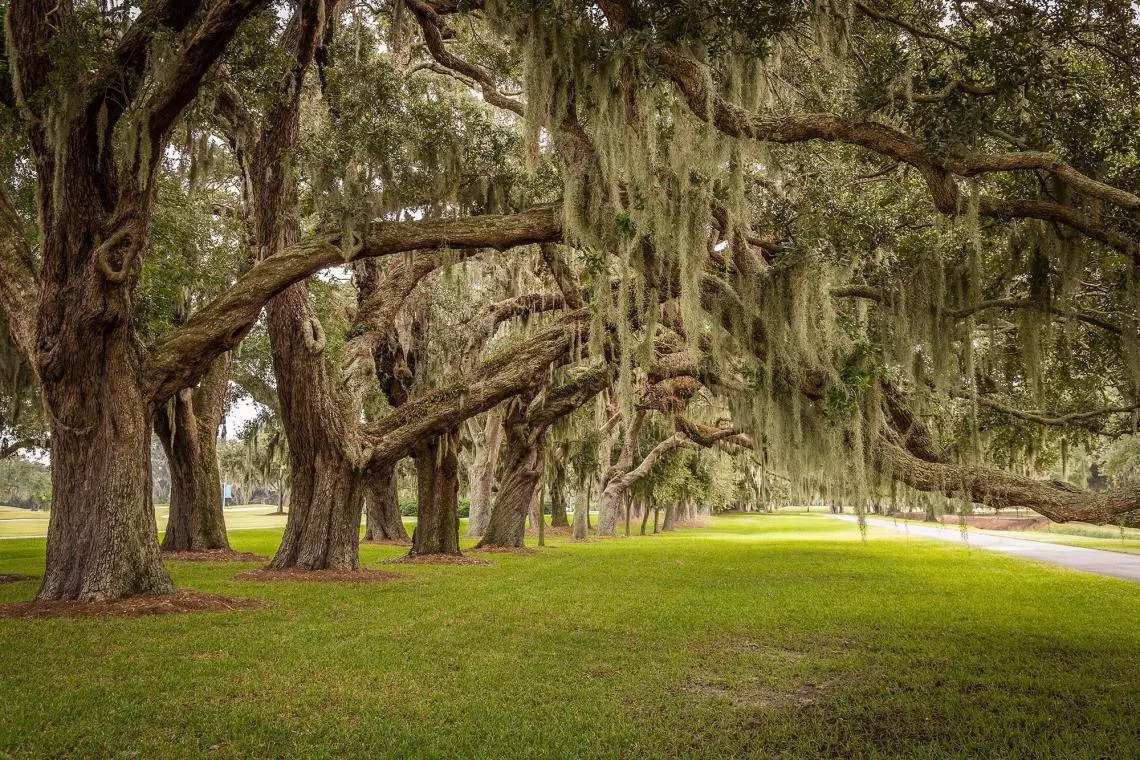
[364,464,410,543]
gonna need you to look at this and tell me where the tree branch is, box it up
[145,206,562,404]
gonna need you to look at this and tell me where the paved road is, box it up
[830,514,1140,583]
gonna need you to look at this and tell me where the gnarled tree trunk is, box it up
[39,330,173,601]
[155,354,231,552]
[465,410,503,537]
[411,430,462,556]
[265,285,366,571]
[476,399,546,549]
[364,463,410,543]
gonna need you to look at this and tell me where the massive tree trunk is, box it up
[39,330,173,601]
[155,354,231,552]
[265,284,366,570]
[465,410,503,537]
[476,399,546,549]
[411,430,463,556]
[364,463,410,543]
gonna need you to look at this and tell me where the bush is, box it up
[399,499,471,518]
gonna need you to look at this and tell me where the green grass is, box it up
[1,514,1138,759]
[0,504,295,539]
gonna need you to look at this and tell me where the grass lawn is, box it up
[1,514,1138,758]
[0,504,295,540]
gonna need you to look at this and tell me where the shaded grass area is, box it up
[1,515,1138,758]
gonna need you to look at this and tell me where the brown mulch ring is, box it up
[162,549,268,563]
[0,574,38,584]
[469,546,539,554]
[232,568,404,582]
[384,554,492,566]
[360,538,413,547]
[0,590,262,620]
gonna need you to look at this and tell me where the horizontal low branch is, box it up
[876,436,1140,528]
[145,206,561,404]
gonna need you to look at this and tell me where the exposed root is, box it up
[0,574,38,584]
[0,590,262,619]
[232,568,404,582]
[162,549,268,563]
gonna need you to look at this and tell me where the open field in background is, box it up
[6,503,1140,555]
[1,514,1138,759]
[0,504,297,540]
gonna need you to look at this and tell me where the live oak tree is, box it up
[3,0,1140,602]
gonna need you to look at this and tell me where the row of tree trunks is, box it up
[363,464,410,542]
[154,354,232,553]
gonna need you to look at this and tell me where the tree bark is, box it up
[477,399,546,549]
[155,354,231,552]
[364,463,410,543]
[662,501,677,531]
[265,285,366,571]
[465,410,503,537]
[411,430,463,556]
[549,454,570,527]
[572,486,589,540]
[39,333,173,601]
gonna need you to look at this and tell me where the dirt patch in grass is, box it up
[163,549,267,563]
[233,568,404,582]
[0,590,262,619]
[360,538,413,547]
[675,517,713,529]
[385,554,492,566]
[0,574,38,584]
[682,675,822,710]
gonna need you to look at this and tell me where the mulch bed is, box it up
[384,554,491,566]
[232,568,404,582]
[162,549,267,563]
[0,590,262,620]
[360,538,413,547]
[469,546,539,554]
[0,574,38,584]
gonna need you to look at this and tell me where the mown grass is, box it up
[0,504,294,539]
[1,514,1138,759]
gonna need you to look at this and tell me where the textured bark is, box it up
[572,486,589,540]
[411,430,463,556]
[265,283,366,570]
[155,353,231,552]
[477,399,546,549]
[364,463,410,542]
[549,453,570,527]
[465,410,503,537]
[662,502,676,532]
[39,336,172,601]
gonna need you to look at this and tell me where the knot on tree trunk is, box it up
[303,317,327,353]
